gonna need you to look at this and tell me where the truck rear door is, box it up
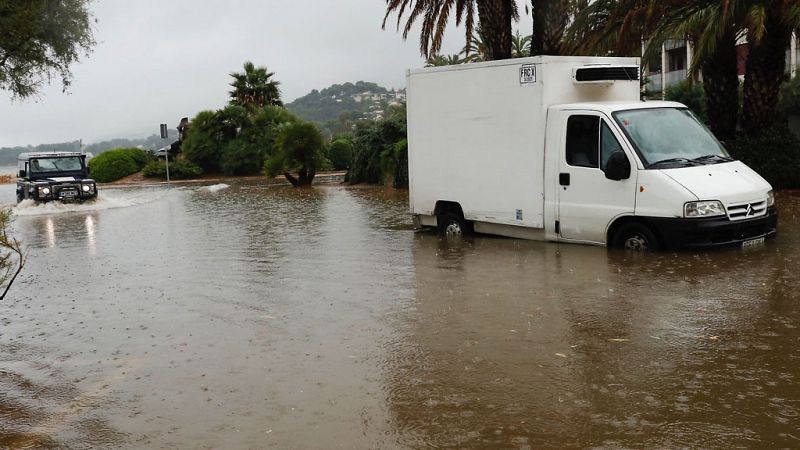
[557,111,637,244]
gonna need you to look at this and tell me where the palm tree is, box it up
[511,30,532,58]
[529,0,571,55]
[738,1,799,135]
[425,54,466,67]
[382,0,518,61]
[463,28,491,62]
[229,61,283,112]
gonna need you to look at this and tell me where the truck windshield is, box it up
[30,157,83,173]
[612,108,731,168]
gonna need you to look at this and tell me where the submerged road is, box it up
[0,181,798,448]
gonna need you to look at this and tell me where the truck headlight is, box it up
[767,190,774,207]
[82,185,91,192]
[685,200,726,218]
[38,186,51,196]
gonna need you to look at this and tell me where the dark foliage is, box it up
[142,159,203,180]
[726,126,800,189]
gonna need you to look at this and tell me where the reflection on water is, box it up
[0,182,799,448]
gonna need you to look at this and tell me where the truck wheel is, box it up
[438,211,471,238]
[16,192,22,203]
[612,223,660,251]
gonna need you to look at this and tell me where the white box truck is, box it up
[407,56,777,250]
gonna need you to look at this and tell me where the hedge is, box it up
[87,148,150,183]
[142,159,203,180]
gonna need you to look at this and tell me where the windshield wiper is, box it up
[691,154,735,163]
[649,157,702,168]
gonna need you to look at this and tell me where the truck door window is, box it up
[566,115,599,168]
[600,121,623,171]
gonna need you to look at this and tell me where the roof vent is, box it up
[573,65,639,84]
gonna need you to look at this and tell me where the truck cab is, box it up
[16,152,98,203]
[547,102,776,249]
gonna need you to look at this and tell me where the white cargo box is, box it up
[407,56,640,230]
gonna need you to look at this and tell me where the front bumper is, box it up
[34,184,97,202]
[649,207,778,249]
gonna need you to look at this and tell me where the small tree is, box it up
[0,208,24,300]
[326,139,355,170]
[265,122,324,187]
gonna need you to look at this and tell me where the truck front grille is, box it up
[727,200,767,221]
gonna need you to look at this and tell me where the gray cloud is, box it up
[0,0,532,147]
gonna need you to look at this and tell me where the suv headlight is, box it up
[38,186,51,196]
[767,190,775,207]
[82,184,91,192]
[685,200,726,218]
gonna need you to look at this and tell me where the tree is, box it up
[327,138,355,170]
[512,31,532,58]
[229,61,283,111]
[529,0,571,55]
[0,209,24,301]
[0,0,95,99]
[425,54,465,67]
[265,122,325,187]
[739,1,798,135]
[382,0,518,61]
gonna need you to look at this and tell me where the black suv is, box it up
[16,152,98,203]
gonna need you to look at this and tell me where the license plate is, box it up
[742,237,765,248]
[60,191,77,198]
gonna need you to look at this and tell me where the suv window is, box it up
[30,157,83,173]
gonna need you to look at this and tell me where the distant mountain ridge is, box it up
[0,131,178,166]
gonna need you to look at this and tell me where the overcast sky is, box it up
[0,0,532,148]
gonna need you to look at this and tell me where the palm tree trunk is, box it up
[476,0,513,60]
[531,0,569,56]
[742,9,793,135]
[700,30,739,141]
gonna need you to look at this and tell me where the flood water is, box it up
[0,181,799,449]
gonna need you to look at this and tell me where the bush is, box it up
[87,147,149,183]
[142,159,204,180]
[665,80,708,123]
[326,139,354,170]
[726,126,800,189]
[347,110,407,186]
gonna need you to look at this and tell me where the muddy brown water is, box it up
[0,181,798,449]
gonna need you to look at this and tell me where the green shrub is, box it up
[726,126,800,189]
[326,139,354,170]
[87,147,149,183]
[665,80,708,123]
[142,159,204,180]
[220,140,264,176]
[347,111,407,185]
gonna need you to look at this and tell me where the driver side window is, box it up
[567,115,625,171]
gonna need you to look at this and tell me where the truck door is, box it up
[557,112,637,243]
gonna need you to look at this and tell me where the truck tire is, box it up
[16,191,22,203]
[611,223,660,251]
[438,211,471,238]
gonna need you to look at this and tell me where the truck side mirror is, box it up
[18,170,26,178]
[604,151,631,181]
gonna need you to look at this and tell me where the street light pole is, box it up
[160,123,171,183]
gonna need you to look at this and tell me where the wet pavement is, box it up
[0,181,798,448]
